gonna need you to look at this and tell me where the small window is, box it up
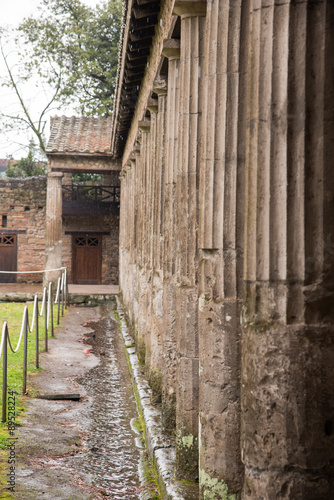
[2,215,7,228]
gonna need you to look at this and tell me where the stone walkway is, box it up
[0,304,141,499]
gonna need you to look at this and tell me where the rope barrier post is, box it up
[61,278,64,317]
[2,324,8,423]
[45,295,48,353]
[35,296,39,369]
[65,269,69,309]
[57,277,61,326]
[50,282,54,337]
[22,309,28,395]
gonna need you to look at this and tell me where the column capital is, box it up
[173,0,206,18]
[153,76,168,96]
[48,171,63,179]
[146,98,159,114]
[162,38,181,60]
[133,141,141,153]
[138,119,151,132]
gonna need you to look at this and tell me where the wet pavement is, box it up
[60,304,141,498]
[2,302,144,499]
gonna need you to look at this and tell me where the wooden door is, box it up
[72,235,102,284]
[0,235,17,283]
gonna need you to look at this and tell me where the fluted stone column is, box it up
[198,0,246,497]
[162,39,180,433]
[136,119,151,367]
[119,164,131,310]
[148,80,168,405]
[173,0,206,481]
[242,1,334,498]
[45,172,63,285]
[131,139,141,327]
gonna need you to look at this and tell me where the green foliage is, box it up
[18,0,122,116]
[72,172,102,183]
[0,0,122,156]
[6,141,46,178]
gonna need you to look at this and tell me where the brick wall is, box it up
[0,175,119,285]
[0,177,47,283]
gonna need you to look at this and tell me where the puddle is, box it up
[60,303,141,499]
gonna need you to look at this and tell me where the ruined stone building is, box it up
[0,176,47,283]
[44,116,120,285]
[109,0,334,498]
[0,0,333,497]
[0,116,120,286]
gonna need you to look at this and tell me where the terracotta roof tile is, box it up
[46,116,113,155]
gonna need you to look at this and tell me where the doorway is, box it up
[72,234,102,284]
[0,234,17,283]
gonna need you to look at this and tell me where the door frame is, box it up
[71,233,102,285]
[0,234,18,283]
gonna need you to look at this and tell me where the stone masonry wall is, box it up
[118,1,334,499]
[0,177,47,283]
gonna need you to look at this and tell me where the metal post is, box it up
[45,293,48,352]
[65,269,69,309]
[2,324,8,423]
[57,277,61,325]
[35,296,39,369]
[50,282,54,337]
[61,273,64,317]
[22,309,28,395]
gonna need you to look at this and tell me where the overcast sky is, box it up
[0,0,101,159]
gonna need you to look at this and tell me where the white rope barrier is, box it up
[0,267,66,274]
[0,322,7,360]
[0,269,68,422]
[0,269,67,359]
[7,306,28,354]
[29,295,38,333]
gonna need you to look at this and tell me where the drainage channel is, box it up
[58,302,143,499]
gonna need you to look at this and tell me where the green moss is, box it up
[149,368,162,405]
[137,335,146,365]
[199,469,237,500]
[176,429,198,482]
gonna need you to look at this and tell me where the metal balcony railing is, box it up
[62,185,120,203]
[62,185,120,215]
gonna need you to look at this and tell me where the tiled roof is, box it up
[46,116,113,155]
[0,159,12,167]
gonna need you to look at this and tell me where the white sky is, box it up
[0,0,101,160]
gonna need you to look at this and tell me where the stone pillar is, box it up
[145,96,164,403]
[242,1,334,498]
[198,0,245,497]
[137,120,151,367]
[119,168,126,300]
[153,77,168,273]
[149,80,168,404]
[45,172,63,285]
[173,0,206,481]
[162,39,180,433]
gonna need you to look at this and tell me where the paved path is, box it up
[0,304,141,499]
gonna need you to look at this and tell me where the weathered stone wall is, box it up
[118,0,334,498]
[0,177,47,283]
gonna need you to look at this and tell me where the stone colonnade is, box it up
[45,172,63,284]
[119,0,334,498]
